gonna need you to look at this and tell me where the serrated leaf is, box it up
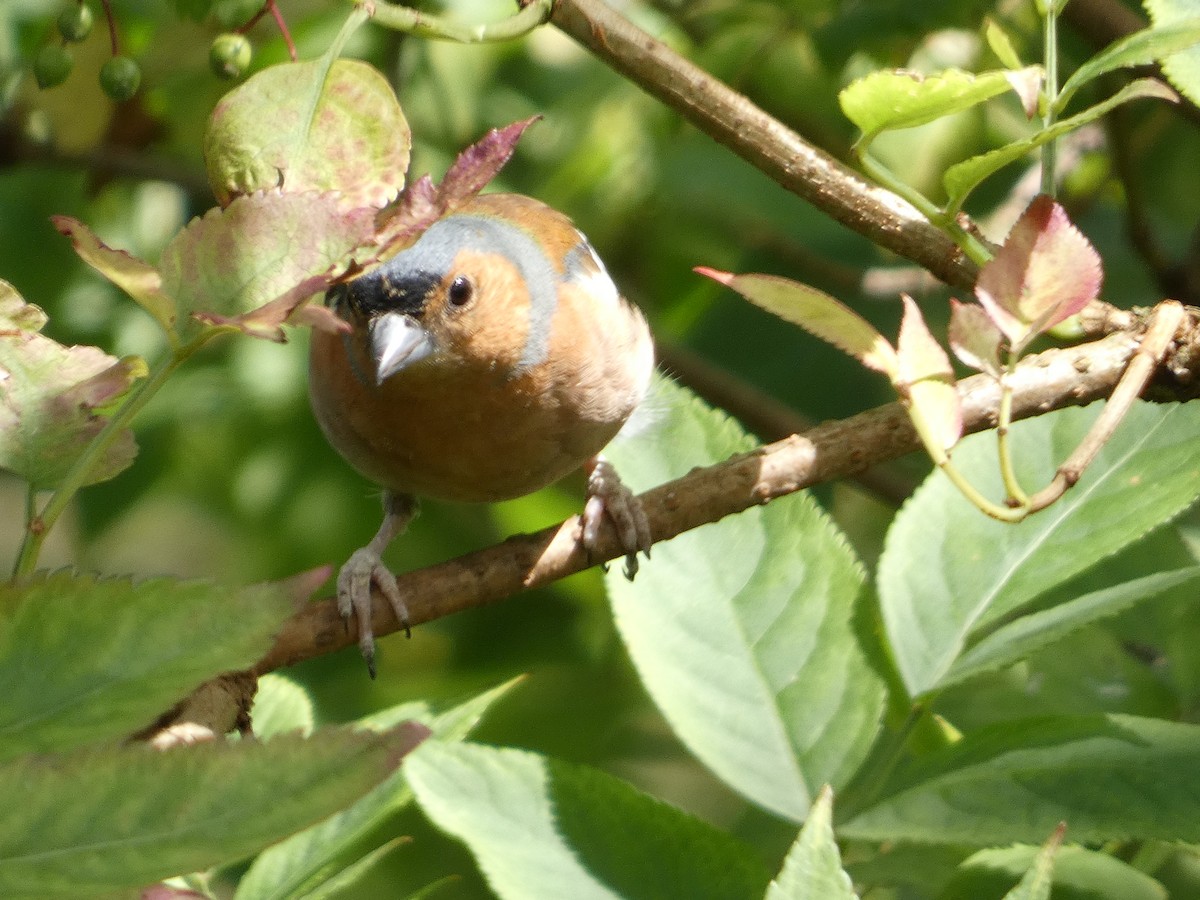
[975,196,1102,353]
[1146,0,1200,106]
[840,68,1036,144]
[841,714,1200,845]
[766,786,858,900]
[205,57,410,210]
[235,680,518,900]
[949,298,1003,377]
[1057,16,1200,111]
[897,295,961,452]
[879,401,1200,699]
[0,572,302,760]
[605,377,885,822]
[942,567,1200,690]
[698,269,898,377]
[407,742,772,900]
[0,283,144,489]
[158,191,374,341]
[0,725,426,899]
[944,78,1177,213]
[372,118,539,260]
[51,216,177,336]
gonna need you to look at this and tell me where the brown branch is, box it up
[255,316,1192,676]
[536,0,979,291]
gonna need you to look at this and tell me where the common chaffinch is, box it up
[309,193,655,673]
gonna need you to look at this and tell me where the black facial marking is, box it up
[329,267,442,320]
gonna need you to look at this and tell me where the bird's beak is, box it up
[369,311,435,384]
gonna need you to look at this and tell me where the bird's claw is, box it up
[336,547,411,679]
[582,457,651,579]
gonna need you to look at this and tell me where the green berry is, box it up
[100,55,140,101]
[57,4,94,43]
[34,44,73,89]
[209,33,252,80]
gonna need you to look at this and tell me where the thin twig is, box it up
[1026,300,1185,511]
[543,0,980,291]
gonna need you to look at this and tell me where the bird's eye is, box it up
[447,275,474,307]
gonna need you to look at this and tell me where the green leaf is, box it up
[1057,16,1200,111]
[0,572,299,760]
[406,742,772,900]
[234,680,518,900]
[1146,0,1200,106]
[605,377,885,822]
[766,786,858,900]
[941,842,1167,900]
[999,826,1063,900]
[985,19,1024,70]
[158,190,375,341]
[942,566,1200,689]
[250,674,315,739]
[944,78,1177,212]
[205,57,410,210]
[840,67,1036,144]
[879,401,1200,699]
[0,282,145,489]
[842,714,1200,844]
[0,725,426,899]
[697,269,898,378]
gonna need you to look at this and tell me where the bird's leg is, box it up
[581,455,652,579]
[337,491,419,677]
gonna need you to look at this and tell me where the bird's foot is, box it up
[336,547,411,678]
[582,456,652,579]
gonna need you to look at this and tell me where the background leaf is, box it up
[0,725,426,899]
[879,401,1200,698]
[842,714,1200,845]
[605,377,885,821]
[407,741,772,900]
[0,572,297,760]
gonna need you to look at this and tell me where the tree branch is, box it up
[255,313,1193,676]
[536,0,980,291]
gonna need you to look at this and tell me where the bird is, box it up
[308,192,655,675]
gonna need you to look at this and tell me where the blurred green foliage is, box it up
[3,0,1200,896]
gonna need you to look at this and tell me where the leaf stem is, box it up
[12,333,217,579]
[908,402,1027,523]
[857,151,993,267]
[1040,3,1060,196]
[361,0,552,43]
[996,351,1030,506]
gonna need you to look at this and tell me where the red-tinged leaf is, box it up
[949,298,1004,377]
[898,295,961,452]
[192,272,336,343]
[437,117,539,210]
[0,281,146,489]
[1004,66,1043,119]
[51,215,177,336]
[289,302,351,335]
[371,119,538,262]
[205,58,410,210]
[698,267,899,378]
[975,196,1103,353]
[159,191,375,339]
